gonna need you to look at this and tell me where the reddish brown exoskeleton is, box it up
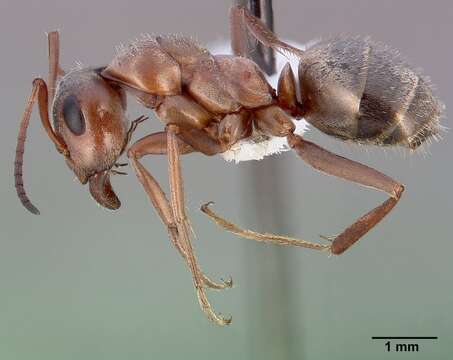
[14,6,443,325]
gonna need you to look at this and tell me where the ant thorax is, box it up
[210,41,308,163]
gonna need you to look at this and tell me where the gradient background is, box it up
[1,0,452,359]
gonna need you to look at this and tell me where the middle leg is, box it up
[166,125,232,325]
[128,132,232,293]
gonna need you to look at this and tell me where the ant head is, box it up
[52,68,128,209]
[15,32,131,215]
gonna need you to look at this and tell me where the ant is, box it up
[14,6,443,325]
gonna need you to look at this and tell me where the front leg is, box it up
[127,131,232,325]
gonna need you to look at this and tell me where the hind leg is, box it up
[287,134,404,254]
[201,113,404,255]
[230,5,305,58]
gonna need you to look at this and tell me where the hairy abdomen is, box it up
[299,36,443,149]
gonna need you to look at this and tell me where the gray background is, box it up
[1,0,452,359]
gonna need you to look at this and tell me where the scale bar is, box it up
[372,337,438,340]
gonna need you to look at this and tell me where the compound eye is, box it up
[62,95,86,135]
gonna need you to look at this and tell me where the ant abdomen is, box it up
[299,36,442,149]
